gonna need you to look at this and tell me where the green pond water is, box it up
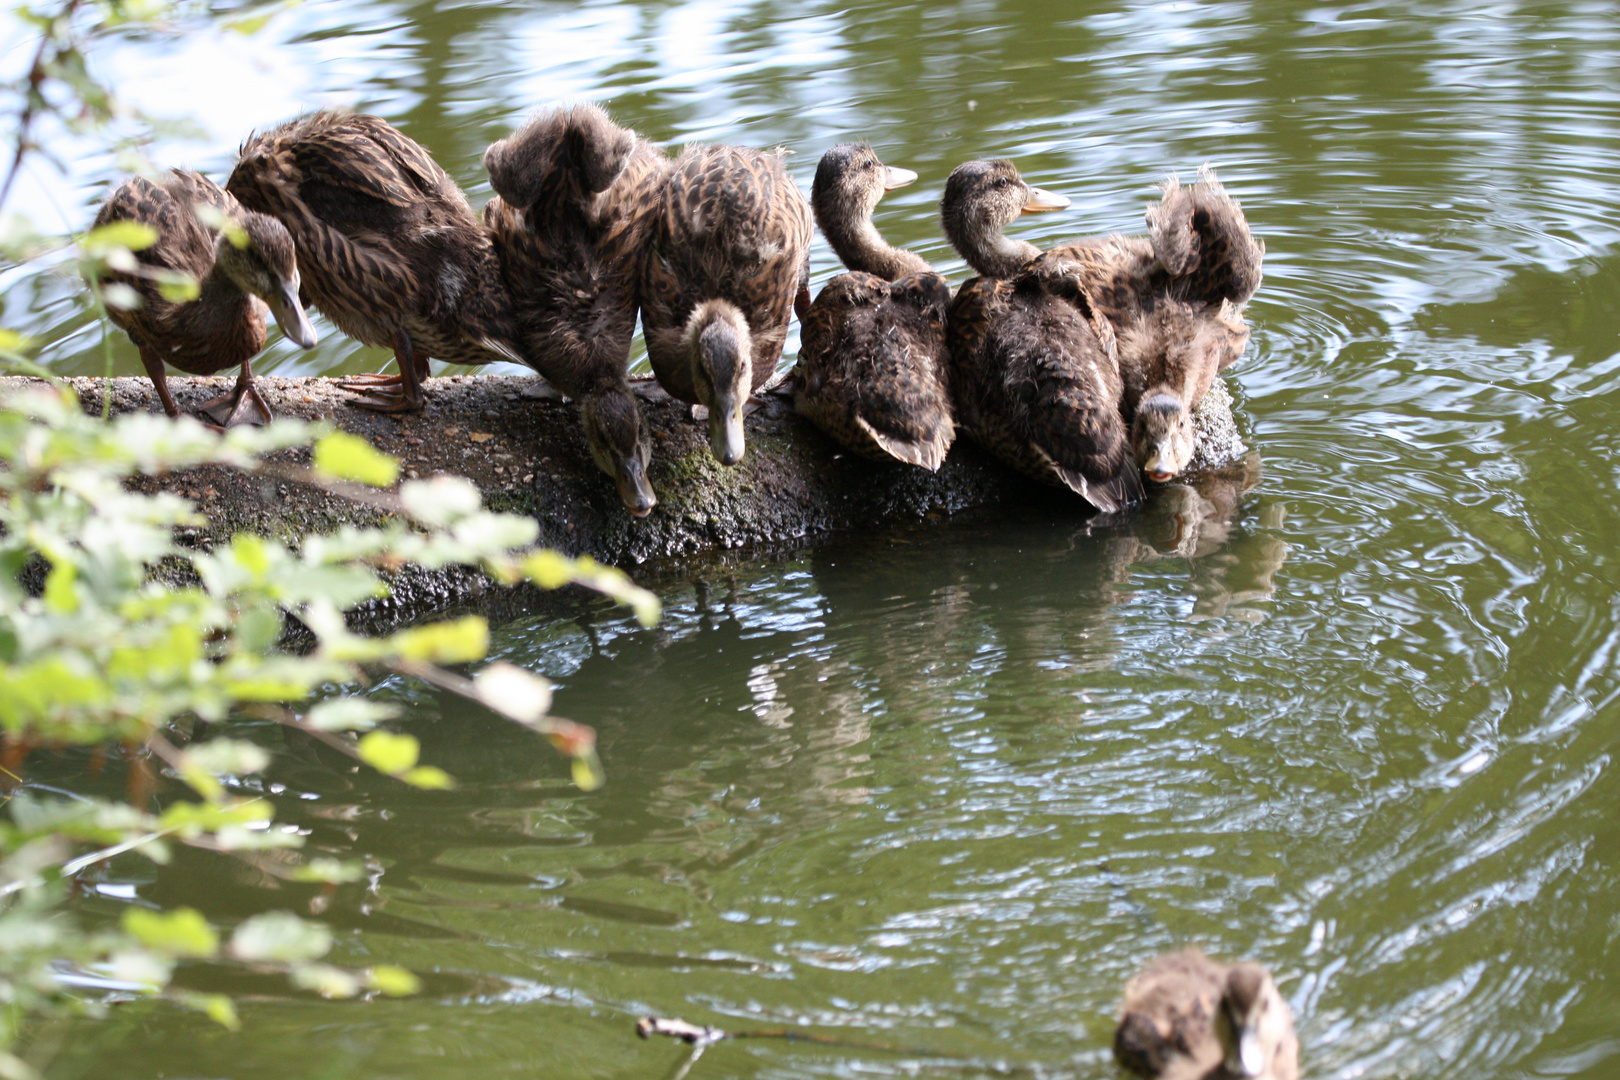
[8,1,1620,1077]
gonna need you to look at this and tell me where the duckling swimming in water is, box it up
[482,104,670,516]
[640,142,813,465]
[91,168,318,427]
[1114,950,1298,1080]
[795,143,954,470]
[226,110,525,414]
[942,159,1142,512]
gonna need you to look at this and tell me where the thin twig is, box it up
[0,0,88,216]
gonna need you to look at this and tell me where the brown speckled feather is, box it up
[946,270,1141,512]
[94,170,266,375]
[640,144,812,402]
[796,270,954,469]
[227,111,521,370]
[1047,168,1261,421]
[482,113,669,397]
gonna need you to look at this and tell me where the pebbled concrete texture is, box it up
[3,372,1258,623]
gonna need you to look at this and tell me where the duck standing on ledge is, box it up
[483,104,670,517]
[640,143,812,465]
[795,143,954,471]
[91,168,317,427]
[226,110,525,414]
[1046,167,1262,482]
[942,159,1142,512]
[1114,950,1298,1080]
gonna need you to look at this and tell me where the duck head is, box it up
[1215,963,1285,1078]
[940,159,1070,279]
[1131,392,1195,483]
[217,210,318,348]
[683,299,752,465]
[583,387,656,517]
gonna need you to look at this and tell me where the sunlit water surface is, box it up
[10,2,1620,1078]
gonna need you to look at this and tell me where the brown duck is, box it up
[640,142,812,464]
[1045,167,1262,482]
[482,104,670,516]
[1114,949,1298,1080]
[794,143,954,471]
[226,110,524,413]
[92,168,317,426]
[941,159,1142,512]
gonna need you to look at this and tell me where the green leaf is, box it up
[391,616,488,665]
[191,202,249,249]
[304,697,399,732]
[0,329,36,360]
[236,605,284,654]
[154,269,200,303]
[474,662,552,724]
[400,765,454,790]
[291,962,362,999]
[356,730,419,776]
[571,751,605,793]
[287,858,365,884]
[313,432,399,488]
[123,907,219,959]
[366,965,421,997]
[521,549,575,589]
[82,220,158,256]
[229,911,332,963]
[398,476,480,526]
[176,991,241,1031]
[101,282,142,311]
[42,559,78,614]
[180,738,272,778]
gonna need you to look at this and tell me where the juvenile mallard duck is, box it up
[92,168,318,426]
[482,104,670,516]
[795,143,954,470]
[941,159,1142,512]
[226,110,524,414]
[1045,167,1262,482]
[1114,950,1298,1080]
[640,143,812,465]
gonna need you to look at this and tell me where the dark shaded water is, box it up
[9,2,1620,1078]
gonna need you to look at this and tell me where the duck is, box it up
[940,159,1142,512]
[639,142,813,465]
[91,168,318,426]
[1114,949,1298,1080]
[482,104,671,517]
[226,110,525,414]
[794,143,954,471]
[1044,167,1262,482]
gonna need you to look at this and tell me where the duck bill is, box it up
[269,280,318,348]
[1020,186,1071,213]
[708,396,747,466]
[883,165,918,191]
[616,456,656,518]
[1144,444,1177,483]
[1235,1028,1265,1078]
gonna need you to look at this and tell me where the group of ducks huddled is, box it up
[92,106,1262,520]
[94,110,1290,1077]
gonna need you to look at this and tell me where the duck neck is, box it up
[965,230,1042,280]
[176,262,263,359]
[821,210,931,281]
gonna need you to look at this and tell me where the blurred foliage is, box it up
[0,1,661,1074]
[0,386,658,1074]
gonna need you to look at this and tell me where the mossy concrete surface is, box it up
[2,372,1255,618]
